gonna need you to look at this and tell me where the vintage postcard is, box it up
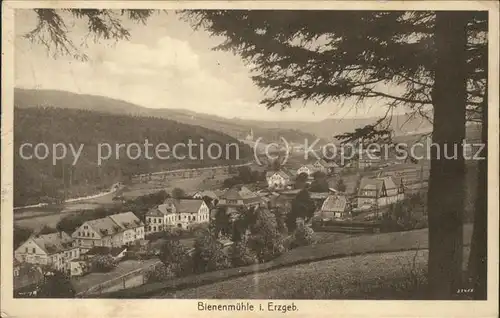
[1,1,499,317]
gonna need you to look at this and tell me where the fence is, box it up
[77,261,161,297]
[132,162,253,183]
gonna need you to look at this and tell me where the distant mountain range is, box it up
[14,88,433,142]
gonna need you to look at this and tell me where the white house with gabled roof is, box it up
[14,231,79,272]
[71,212,144,252]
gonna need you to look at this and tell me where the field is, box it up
[159,248,470,299]
[103,224,472,298]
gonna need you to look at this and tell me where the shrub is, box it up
[230,239,258,267]
[247,208,285,262]
[38,225,57,235]
[291,223,315,248]
[35,270,75,298]
[90,255,117,273]
[145,263,174,283]
[189,223,209,236]
[158,239,192,277]
[192,230,230,273]
[272,207,288,236]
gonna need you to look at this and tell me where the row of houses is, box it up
[13,159,406,284]
[14,211,146,276]
[266,168,406,220]
[144,185,269,234]
[265,159,341,190]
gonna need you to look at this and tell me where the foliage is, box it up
[14,226,34,249]
[171,187,187,199]
[38,225,57,235]
[14,106,250,206]
[183,11,485,124]
[272,206,288,236]
[158,238,192,277]
[294,172,309,190]
[90,255,117,272]
[287,189,316,232]
[269,158,282,171]
[335,178,347,192]
[247,208,285,262]
[230,238,259,267]
[192,229,230,273]
[309,171,329,193]
[291,223,316,248]
[145,263,175,283]
[223,167,265,188]
[380,196,428,232]
[210,206,232,239]
[35,271,76,298]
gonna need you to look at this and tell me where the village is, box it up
[13,142,429,297]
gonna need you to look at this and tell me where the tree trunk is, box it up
[427,11,468,299]
[467,90,488,300]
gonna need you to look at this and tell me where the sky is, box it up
[15,9,406,122]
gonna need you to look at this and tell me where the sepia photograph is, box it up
[1,1,499,317]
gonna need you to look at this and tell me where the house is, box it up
[108,212,145,245]
[217,185,263,208]
[71,212,145,252]
[265,170,294,190]
[319,194,350,219]
[14,231,79,272]
[314,159,340,175]
[356,176,405,209]
[146,198,210,232]
[296,164,317,178]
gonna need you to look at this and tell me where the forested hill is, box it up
[14,88,323,144]
[13,107,252,207]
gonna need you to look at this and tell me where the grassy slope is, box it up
[162,248,470,299]
[100,224,472,298]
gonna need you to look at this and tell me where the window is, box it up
[25,247,28,253]
[153,218,157,223]
[84,225,88,229]
[92,233,95,237]
[32,248,36,253]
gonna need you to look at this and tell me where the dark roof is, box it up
[31,232,73,254]
[108,211,144,229]
[84,212,143,237]
[86,246,127,257]
[174,199,205,213]
[357,176,400,197]
[321,195,348,212]
[221,186,259,201]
